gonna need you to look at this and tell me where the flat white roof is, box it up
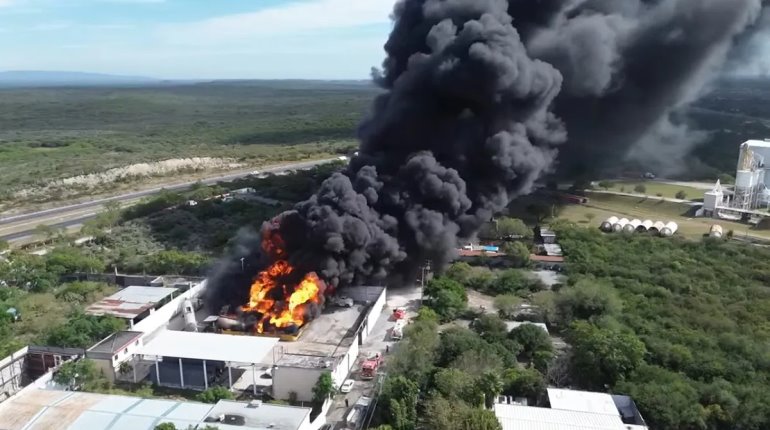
[140,330,279,365]
[547,388,619,417]
[743,139,770,149]
[494,404,626,430]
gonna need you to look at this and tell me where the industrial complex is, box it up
[702,139,770,219]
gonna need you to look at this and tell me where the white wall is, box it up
[273,366,325,403]
[0,346,28,401]
[331,340,359,388]
[133,280,206,338]
[362,287,386,342]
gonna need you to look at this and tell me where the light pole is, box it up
[240,257,245,272]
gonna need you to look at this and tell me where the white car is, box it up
[340,379,354,393]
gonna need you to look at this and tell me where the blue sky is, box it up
[0,0,397,79]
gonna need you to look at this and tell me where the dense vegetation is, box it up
[0,81,375,203]
[556,226,770,430]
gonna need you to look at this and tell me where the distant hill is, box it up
[0,71,162,87]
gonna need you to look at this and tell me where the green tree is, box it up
[46,247,105,274]
[569,321,646,388]
[493,294,521,320]
[460,408,502,430]
[495,217,531,239]
[554,279,621,324]
[54,359,97,388]
[424,277,468,321]
[476,371,503,409]
[196,386,234,403]
[35,224,56,241]
[381,376,419,430]
[675,190,687,200]
[470,314,509,344]
[502,367,546,401]
[145,250,209,275]
[445,262,473,284]
[433,368,480,403]
[0,239,8,252]
[634,184,647,194]
[312,371,334,405]
[508,324,553,363]
[45,313,125,348]
[597,180,613,190]
[501,242,530,268]
[387,318,440,385]
[155,424,177,430]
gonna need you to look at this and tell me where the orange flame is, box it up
[240,226,324,333]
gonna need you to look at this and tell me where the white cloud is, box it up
[159,0,396,46]
[0,0,14,7]
[29,21,71,31]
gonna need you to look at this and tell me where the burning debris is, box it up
[206,0,769,313]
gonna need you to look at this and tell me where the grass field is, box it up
[558,192,767,240]
[599,180,703,200]
[0,81,378,203]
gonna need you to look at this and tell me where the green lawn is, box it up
[599,181,703,200]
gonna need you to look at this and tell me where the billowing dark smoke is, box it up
[206,0,767,309]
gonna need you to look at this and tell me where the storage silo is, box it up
[623,219,642,234]
[638,220,653,233]
[709,224,723,238]
[612,218,630,233]
[650,221,665,235]
[660,221,679,237]
[600,216,619,232]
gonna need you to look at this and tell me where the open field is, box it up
[558,192,769,240]
[0,81,377,205]
[600,181,703,200]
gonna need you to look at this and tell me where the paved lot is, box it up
[326,286,422,429]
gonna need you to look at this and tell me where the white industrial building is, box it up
[733,140,770,210]
[494,388,648,430]
[0,388,316,430]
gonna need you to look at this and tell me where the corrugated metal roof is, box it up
[0,389,311,430]
[87,331,143,354]
[547,388,620,417]
[494,404,626,430]
[86,286,178,319]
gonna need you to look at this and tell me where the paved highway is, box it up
[0,158,339,244]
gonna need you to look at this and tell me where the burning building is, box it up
[205,0,768,322]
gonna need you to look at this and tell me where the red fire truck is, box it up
[360,353,383,379]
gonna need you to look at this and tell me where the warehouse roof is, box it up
[140,330,278,365]
[0,389,311,430]
[547,388,620,417]
[86,286,178,319]
[494,404,630,430]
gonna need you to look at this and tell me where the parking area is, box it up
[325,286,422,429]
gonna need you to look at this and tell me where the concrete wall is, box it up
[338,286,386,342]
[331,339,359,389]
[273,366,325,403]
[0,346,28,401]
[132,280,206,338]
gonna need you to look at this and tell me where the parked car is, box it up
[330,295,354,307]
[340,379,355,393]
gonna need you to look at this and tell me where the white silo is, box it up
[600,216,619,232]
[638,220,653,232]
[612,218,630,233]
[709,224,723,238]
[650,221,665,235]
[660,221,679,237]
[623,219,642,234]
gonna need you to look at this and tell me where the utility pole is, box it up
[240,257,245,272]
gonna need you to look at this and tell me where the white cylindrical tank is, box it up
[650,221,665,234]
[660,221,679,237]
[639,220,653,232]
[612,218,630,233]
[183,299,198,332]
[736,170,757,190]
[709,224,723,238]
[600,216,619,232]
[623,219,642,233]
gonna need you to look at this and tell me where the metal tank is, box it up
[623,219,642,234]
[638,220,653,233]
[612,218,630,233]
[660,221,679,237]
[709,224,723,239]
[600,216,619,232]
[183,299,198,332]
[650,221,666,235]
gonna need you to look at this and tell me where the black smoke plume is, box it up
[206,0,767,309]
